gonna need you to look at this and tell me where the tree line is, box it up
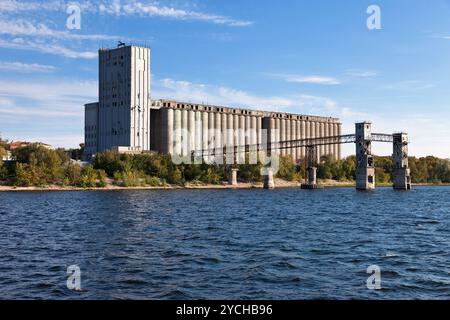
[0,140,449,188]
[316,154,450,184]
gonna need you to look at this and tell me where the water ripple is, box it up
[0,186,449,299]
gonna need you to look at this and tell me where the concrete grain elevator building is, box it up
[85,44,342,162]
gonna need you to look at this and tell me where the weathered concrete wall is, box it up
[84,102,99,159]
[393,133,412,190]
[151,100,341,162]
[87,45,342,163]
[97,45,151,152]
[355,122,375,190]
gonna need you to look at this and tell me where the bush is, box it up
[64,163,82,186]
[277,156,297,181]
[168,167,183,185]
[80,165,97,188]
[0,146,6,159]
[11,144,67,186]
[13,163,33,187]
[115,170,144,187]
[0,161,7,181]
[145,176,163,187]
[21,148,448,187]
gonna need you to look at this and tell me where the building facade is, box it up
[150,100,341,162]
[85,44,342,162]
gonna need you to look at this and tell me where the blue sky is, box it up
[0,0,450,158]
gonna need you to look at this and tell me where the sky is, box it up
[0,0,450,158]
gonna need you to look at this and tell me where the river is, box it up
[0,187,449,299]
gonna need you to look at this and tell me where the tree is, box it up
[67,143,85,160]
[276,156,297,181]
[11,144,67,186]
[0,144,6,181]
[13,163,33,187]
[0,146,6,159]
[80,165,97,188]
[0,160,7,181]
[64,163,82,186]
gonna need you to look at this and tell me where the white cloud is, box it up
[153,78,338,115]
[267,73,340,85]
[118,1,253,27]
[336,106,450,158]
[384,80,435,91]
[1,0,253,27]
[0,61,56,72]
[0,76,97,146]
[0,38,97,59]
[0,0,64,12]
[0,19,117,41]
[0,78,96,118]
[0,78,97,103]
[0,105,80,117]
[0,78,96,147]
[346,69,379,78]
[0,96,14,107]
[0,132,83,149]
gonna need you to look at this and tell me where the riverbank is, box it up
[0,178,297,192]
[1,180,448,192]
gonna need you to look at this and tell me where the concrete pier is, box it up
[263,168,275,189]
[355,122,375,191]
[307,167,317,185]
[393,133,412,190]
[301,166,322,189]
[229,168,239,186]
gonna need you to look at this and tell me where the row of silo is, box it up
[263,116,340,162]
[156,102,341,162]
[159,106,265,158]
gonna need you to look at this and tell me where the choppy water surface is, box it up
[0,187,449,299]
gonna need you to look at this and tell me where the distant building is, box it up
[84,44,151,160]
[1,150,12,161]
[85,44,342,161]
[8,141,52,151]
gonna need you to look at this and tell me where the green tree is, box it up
[13,163,33,187]
[0,146,6,159]
[80,165,97,188]
[276,156,297,181]
[64,163,82,186]
[0,144,6,181]
[12,144,67,185]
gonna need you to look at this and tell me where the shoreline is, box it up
[1,181,449,192]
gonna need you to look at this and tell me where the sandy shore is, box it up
[0,180,447,192]
[0,178,300,192]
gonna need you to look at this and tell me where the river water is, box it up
[0,187,449,299]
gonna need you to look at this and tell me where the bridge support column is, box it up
[301,145,322,189]
[393,133,411,190]
[229,168,239,186]
[262,168,275,189]
[307,167,317,185]
[355,122,375,191]
[301,166,321,189]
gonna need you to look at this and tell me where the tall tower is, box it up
[355,122,375,190]
[393,133,411,190]
[98,44,151,152]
